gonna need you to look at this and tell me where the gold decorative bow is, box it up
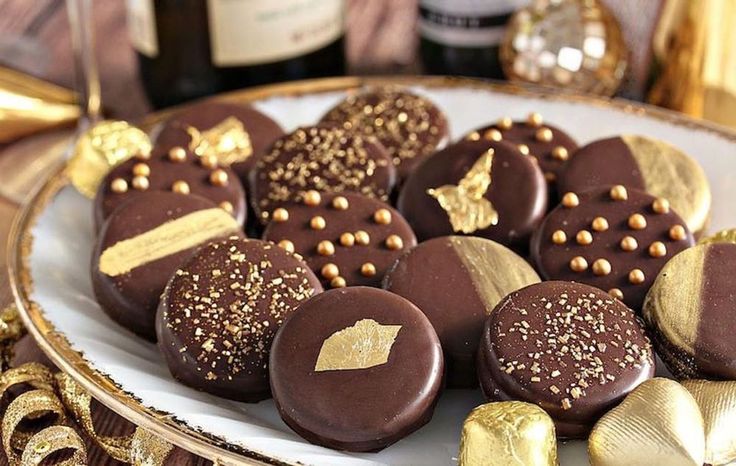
[427,149,499,234]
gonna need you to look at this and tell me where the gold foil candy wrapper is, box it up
[500,0,628,96]
[589,378,705,466]
[66,120,152,198]
[458,401,557,466]
[315,319,401,372]
[682,380,736,466]
[699,229,736,245]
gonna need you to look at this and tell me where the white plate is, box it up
[10,77,736,466]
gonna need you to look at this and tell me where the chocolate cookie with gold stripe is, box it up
[383,236,540,388]
[531,185,695,310]
[558,135,711,236]
[92,192,243,340]
[643,243,736,380]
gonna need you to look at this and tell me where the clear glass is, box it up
[66,0,101,127]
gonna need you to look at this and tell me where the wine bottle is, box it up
[126,0,346,108]
[419,0,529,79]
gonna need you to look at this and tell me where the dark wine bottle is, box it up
[126,0,346,108]
[418,0,528,79]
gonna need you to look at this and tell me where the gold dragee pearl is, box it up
[200,154,218,169]
[518,144,530,155]
[629,269,646,284]
[610,185,628,201]
[592,217,609,232]
[132,163,150,177]
[373,208,392,225]
[527,112,543,127]
[592,259,612,276]
[649,241,667,258]
[570,256,588,272]
[310,216,326,230]
[652,198,670,214]
[317,240,335,256]
[209,169,229,187]
[340,232,355,247]
[132,176,149,191]
[498,117,514,130]
[551,230,567,244]
[628,214,647,230]
[576,230,593,245]
[536,128,553,142]
[135,150,151,161]
[168,147,187,162]
[385,235,404,250]
[669,224,687,241]
[321,263,339,279]
[219,201,233,213]
[277,239,295,253]
[272,208,289,222]
[171,180,190,194]
[331,276,347,288]
[303,190,321,206]
[484,129,503,141]
[354,230,370,245]
[551,146,569,161]
[110,178,128,193]
[562,192,579,208]
[620,236,638,251]
[467,131,481,141]
[361,262,377,277]
[332,196,349,210]
[608,288,624,300]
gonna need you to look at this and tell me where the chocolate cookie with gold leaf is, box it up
[319,88,449,180]
[92,192,243,340]
[156,237,322,402]
[477,281,655,438]
[531,185,695,310]
[269,287,443,452]
[644,243,736,380]
[397,139,547,248]
[94,145,247,229]
[262,191,415,289]
[558,135,711,235]
[250,126,396,224]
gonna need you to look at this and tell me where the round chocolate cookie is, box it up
[92,192,242,340]
[383,236,540,388]
[531,185,695,310]
[467,113,578,190]
[154,101,284,180]
[397,139,547,247]
[263,191,416,288]
[477,281,655,438]
[319,88,449,180]
[250,125,396,224]
[558,135,711,235]
[94,146,247,229]
[269,287,443,452]
[156,238,322,402]
[644,243,736,380]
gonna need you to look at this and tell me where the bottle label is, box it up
[419,0,529,48]
[207,0,344,66]
[125,0,158,57]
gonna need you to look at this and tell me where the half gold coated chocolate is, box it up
[682,380,736,466]
[458,401,557,466]
[67,120,152,198]
[589,378,706,466]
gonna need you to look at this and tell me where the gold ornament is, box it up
[500,0,628,96]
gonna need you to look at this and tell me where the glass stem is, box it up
[66,0,101,128]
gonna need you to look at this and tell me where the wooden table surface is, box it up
[0,0,417,464]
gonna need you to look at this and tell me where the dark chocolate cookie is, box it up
[319,88,449,180]
[383,236,540,387]
[477,281,655,438]
[263,191,416,288]
[249,126,396,224]
[531,185,694,310]
[156,238,322,402]
[397,139,547,247]
[92,192,242,340]
[269,287,443,452]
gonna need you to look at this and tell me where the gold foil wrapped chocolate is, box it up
[314,319,401,372]
[500,0,628,96]
[458,401,557,466]
[682,380,736,466]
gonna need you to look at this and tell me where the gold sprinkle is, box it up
[669,224,687,241]
[561,398,572,410]
[321,263,339,279]
[171,180,190,194]
[317,240,335,256]
[132,162,150,177]
[648,241,667,258]
[551,146,569,161]
[620,236,638,251]
[570,256,588,272]
[610,185,628,201]
[219,201,233,213]
[332,196,349,210]
[373,208,392,225]
[536,127,553,142]
[209,169,229,186]
[518,144,530,155]
[272,208,289,222]
[484,129,503,141]
[551,230,567,244]
[652,198,670,214]
[110,178,128,193]
[397,112,408,123]
[200,154,218,169]
[310,216,326,230]
[629,269,645,284]
[592,258,612,276]
[561,192,579,208]
[628,214,647,230]
[168,146,187,162]
[576,230,593,245]
[340,232,355,247]
[498,117,513,130]
[385,234,403,250]
[277,239,294,253]
[608,288,624,300]
[361,262,377,277]
[527,112,543,127]
[331,276,347,288]
[132,176,149,191]
[355,230,370,246]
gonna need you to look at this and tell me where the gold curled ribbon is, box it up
[19,425,86,466]
[0,363,56,404]
[0,304,27,371]
[2,389,68,464]
[130,428,174,466]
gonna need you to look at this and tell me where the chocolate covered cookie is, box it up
[477,281,655,438]
[157,238,322,402]
[250,126,396,223]
[383,236,540,387]
[319,88,449,180]
[92,192,242,340]
[467,113,578,190]
[644,243,736,380]
[558,135,711,235]
[269,287,443,452]
[94,145,247,229]
[397,139,547,247]
[531,185,694,310]
[263,191,416,288]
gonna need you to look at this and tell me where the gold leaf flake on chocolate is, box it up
[682,380,736,466]
[699,228,736,245]
[427,149,499,234]
[99,208,240,277]
[187,116,253,166]
[314,319,401,372]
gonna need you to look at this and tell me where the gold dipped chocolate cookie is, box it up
[558,135,711,235]
[643,243,736,380]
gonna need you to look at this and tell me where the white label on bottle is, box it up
[419,0,529,48]
[207,0,344,66]
[125,0,158,57]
